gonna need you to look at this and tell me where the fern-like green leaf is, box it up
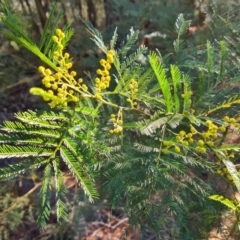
[0,158,48,180]
[175,14,191,37]
[0,1,34,44]
[37,164,52,228]
[82,19,107,53]
[0,145,52,158]
[52,159,68,223]
[110,27,118,50]
[214,149,240,193]
[119,45,148,75]
[217,40,227,85]
[170,65,181,112]
[174,14,191,53]
[206,41,214,87]
[38,3,64,55]
[182,75,192,113]
[118,27,139,57]
[15,111,62,129]
[149,52,173,113]
[60,146,99,202]
[209,195,236,211]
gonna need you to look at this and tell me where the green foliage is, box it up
[1,1,240,238]
[0,109,100,228]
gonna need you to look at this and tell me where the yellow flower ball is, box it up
[206,120,212,126]
[55,72,62,79]
[107,55,114,63]
[227,174,233,181]
[195,146,201,152]
[108,50,115,55]
[55,28,62,36]
[64,53,70,58]
[62,102,68,107]
[95,78,101,84]
[198,140,204,146]
[174,146,181,153]
[95,94,102,100]
[52,36,58,42]
[163,141,169,146]
[53,51,60,57]
[219,126,226,133]
[211,125,218,131]
[105,63,111,70]
[101,70,109,77]
[190,127,196,134]
[96,69,102,75]
[52,84,58,90]
[58,44,63,50]
[105,76,111,81]
[162,148,169,154]
[43,96,50,101]
[179,131,186,137]
[100,59,106,66]
[82,84,88,91]
[60,32,65,39]
[224,116,230,122]
[207,141,214,147]
[176,136,181,142]
[134,89,138,93]
[67,63,73,69]
[200,147,206,153]
[117,120,123,125]
[70,71,77,77]
[45,69,52,76]
[230,118,236,124]
[189,138,194,144]
[212,133,218,138]
[187,133,193,138]
[38,66,45,73]
[72,96,79,102]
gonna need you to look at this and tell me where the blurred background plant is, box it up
[0,0,240,239]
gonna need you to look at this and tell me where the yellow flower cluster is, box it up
[109,109,123,134]
[216,168,233,182]
[162,140,181,154]
[216,148,236,181]
[193,120,223,153]
[176,130,194,145]
[32,28,88,108]
[181,90,193,99]
[172,117,239,155]
[126,79,138,108]
[173,127,206,153]
[223,116,239,128]
[94,50,114,101]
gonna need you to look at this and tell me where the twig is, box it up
[2,182,42,214]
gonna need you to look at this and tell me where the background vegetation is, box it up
[0,0,240,239]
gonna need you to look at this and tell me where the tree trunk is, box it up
[34,0,47,28]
